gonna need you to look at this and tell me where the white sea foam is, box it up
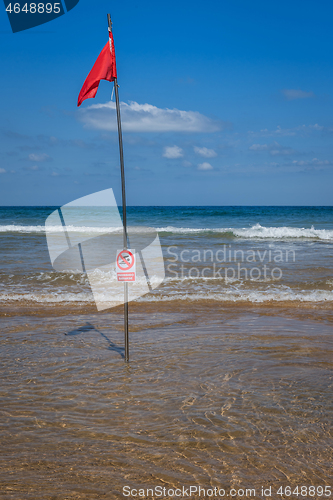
[0,225,124,234]
[232,223,333,240]
[140,289,333,303]
[0,292,94,303]
[156,223,333,240]
[1,223,333,240]
[0,225,48,233]
[1,288,332,304]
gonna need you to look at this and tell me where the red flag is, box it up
[77,30,117,107]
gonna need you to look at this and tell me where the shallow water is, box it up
[1,309,332,499]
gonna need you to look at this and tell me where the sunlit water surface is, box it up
[1,310,332,499]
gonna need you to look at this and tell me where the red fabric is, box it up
[77,31,117,107]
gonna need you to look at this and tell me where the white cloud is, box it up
[271,148,296,156]
[292,158,332,166]
[28,153,50,162]
[281,89,315,101]
[0,168,6,174]
[182,160,192,167]
[258,126,297,137]
[198,162,213,170]
[249,143,269,151]
[249,142,296,156]
[249,123,327,138]
[194,146,217,158]
[310,124,324,131]
[163,146,184,159]
[78,101,222,133]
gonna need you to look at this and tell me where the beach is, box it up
[0,206,332,498]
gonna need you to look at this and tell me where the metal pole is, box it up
[107,13,129,362]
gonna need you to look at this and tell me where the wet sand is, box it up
[0,305,332,499]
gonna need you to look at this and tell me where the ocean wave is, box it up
[156,224,333,240]
[1,223,333,240]
[1,288,332,304]
[0,225,124,234]
[232,224,333,240]
[140,290,333,303]
[1,271,332,288]
[0,292,94,303]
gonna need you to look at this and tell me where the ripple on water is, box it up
[0,311,332,498]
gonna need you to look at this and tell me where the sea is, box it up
[1,206,332,498]
[1,205,333,308]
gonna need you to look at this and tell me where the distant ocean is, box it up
[1,206,332,309]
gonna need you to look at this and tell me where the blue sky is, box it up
[1,0,333,206]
